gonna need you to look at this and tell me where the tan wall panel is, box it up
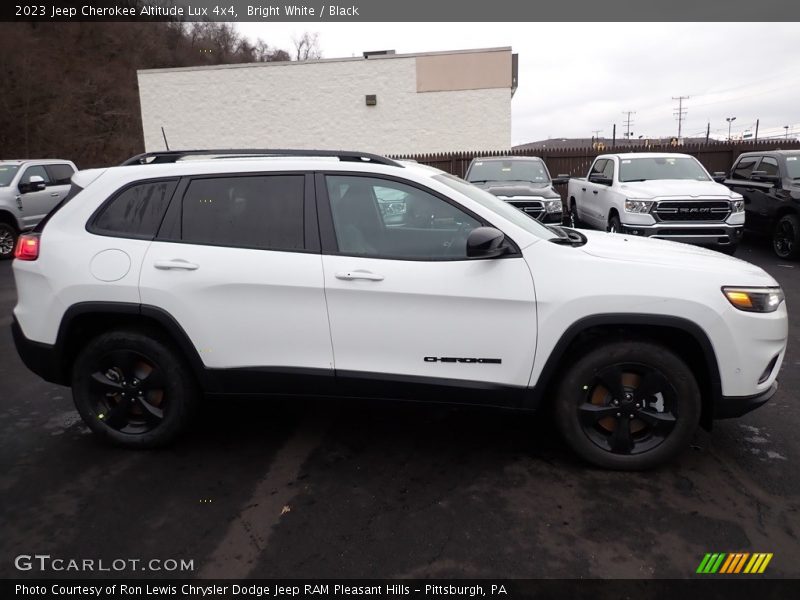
[416,51,511,93]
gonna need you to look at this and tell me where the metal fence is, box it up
[392,140,800,200]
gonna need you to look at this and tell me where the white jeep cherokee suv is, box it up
[11,150,788,470]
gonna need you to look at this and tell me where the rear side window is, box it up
[91,179,178,238]
[759,157,780,177]
[733,157,758,180]
[181,175,304,251]
[46,164,75,185]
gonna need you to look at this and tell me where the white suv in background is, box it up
[11,150,788,470]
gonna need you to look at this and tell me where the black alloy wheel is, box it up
[578,364,677,455]
[72,330,196,447]
[773,214,800,260]
[555,340,701,470]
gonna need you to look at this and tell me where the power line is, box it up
[622,111,636,138]
[672,96,689,138]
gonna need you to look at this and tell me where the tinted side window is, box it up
[326,175,481,260]
[92,180,178,238]
[759,157,779,177]
[602,159,615,180]
[733,157,758,180]
[590,160,607,176]
[46,164,75,185]
[181,175,304,251]
[21,165,51,185]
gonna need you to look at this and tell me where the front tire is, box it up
[607,214,622,234]
[554,340,701,470]
[72,330,197,448]
[0,222,18,259]
[773,214,800,260]
[569,199,582,228]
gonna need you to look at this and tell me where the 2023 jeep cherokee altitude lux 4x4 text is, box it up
[11,150,788,470]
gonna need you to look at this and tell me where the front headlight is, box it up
[544,199,562,213]
[722,286,784,313]
[624,199,653,213]
[731,199,744,212]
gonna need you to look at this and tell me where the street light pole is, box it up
[786,126,790,140]
[726,117,737,141]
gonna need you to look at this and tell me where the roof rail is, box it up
[120,149,404,168]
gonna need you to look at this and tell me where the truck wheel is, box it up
[71,330,197,448]
[0,222,18,259]
[554,340,701,470]
[607,214,622,234]
[569,200,581,228]
[773,214,800,260]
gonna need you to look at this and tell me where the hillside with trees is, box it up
[0,21,294,168]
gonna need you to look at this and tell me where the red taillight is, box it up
[14,234,40,261]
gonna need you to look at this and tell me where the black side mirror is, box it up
[552,174,570,185]
[19,175,46,194]
[712,171,727,183]
[588,174,612,186]
[467,227,508,258]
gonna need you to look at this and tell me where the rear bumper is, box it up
[11,317,64,384]
[621,223,743,246]
[714,382,777,419]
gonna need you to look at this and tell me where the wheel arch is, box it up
[54,302,207,388]
[528,314,722,430]
[0,208,21,230]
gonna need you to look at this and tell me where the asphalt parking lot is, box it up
[0,236,798,580]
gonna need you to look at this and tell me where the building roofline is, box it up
[137,46,513,75]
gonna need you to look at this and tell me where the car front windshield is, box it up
[467,159,550,184]
[0,165,20,186]
[433,174,555,240]
[618,157,710,182]
[786,155,800,179]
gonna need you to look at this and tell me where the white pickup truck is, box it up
[567,153,744,253]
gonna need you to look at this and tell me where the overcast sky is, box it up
[236,22,800,146]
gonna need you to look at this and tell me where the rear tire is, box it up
[554,340,701,470]
[72,330,197,448]
[773,214,800,260]
[0,222,18,259]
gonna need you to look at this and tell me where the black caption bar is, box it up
[6,579,800,600]
[3,0,799,22]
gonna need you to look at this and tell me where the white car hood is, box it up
[619,179,733,198]
[577,230,776,283]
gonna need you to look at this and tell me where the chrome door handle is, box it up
[50,192,60,197]
[581,187,586,192]
[335,270,384,281]
[592,190,598,194]
[154,259,199,271]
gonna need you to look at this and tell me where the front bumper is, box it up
[714,382,777,418]
[11,317,64,384]
[620,223,743,247]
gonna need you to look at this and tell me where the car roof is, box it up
[737,149,800,157]
[471,156,544,161]
[599,152,694,159]
[96,156,444,183]
[0,159,73,164]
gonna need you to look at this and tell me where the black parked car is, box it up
[723,150,800,259]
[464,156,569,224]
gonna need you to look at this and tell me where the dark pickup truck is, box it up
[723,150,800,259]
[464,156,568,224]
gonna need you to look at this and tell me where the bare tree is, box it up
[292,32,322,61]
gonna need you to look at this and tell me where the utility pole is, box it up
[705,122,710,144]
[786,125,791,140]
[754,119,759,143]
[612,124,616,149]
[726,116,737,141]
[672,96,689,139]
[592,129,603,140]
[622,111,636,139]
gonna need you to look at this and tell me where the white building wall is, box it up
[138,55,511,155]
